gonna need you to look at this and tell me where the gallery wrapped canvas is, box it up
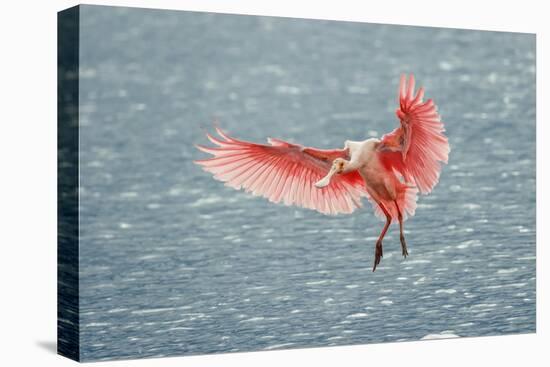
[58,4,536,362]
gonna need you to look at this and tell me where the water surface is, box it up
[76,5,535,361]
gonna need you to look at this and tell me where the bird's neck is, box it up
[343,159,361,173]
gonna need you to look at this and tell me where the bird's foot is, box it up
[373,240,383,272]
[400,234,409,258]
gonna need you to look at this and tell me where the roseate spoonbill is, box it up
[195,74,449,271]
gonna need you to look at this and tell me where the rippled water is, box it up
[76,5,535,362]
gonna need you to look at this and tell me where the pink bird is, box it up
[195,74,450,271]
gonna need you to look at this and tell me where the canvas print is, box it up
[58,4,536,362]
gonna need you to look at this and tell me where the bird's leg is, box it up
[394,200,408,258]
[373,202,392,272]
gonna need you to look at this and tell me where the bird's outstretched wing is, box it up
[378,74,450,194]
[195,127,368,215]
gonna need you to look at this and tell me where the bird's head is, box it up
[315,158,347,189]
[332,158,346,174]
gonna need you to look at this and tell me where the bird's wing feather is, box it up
[378,74,450,194]
[195,127,368,215]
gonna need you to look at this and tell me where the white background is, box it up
[0,0,547,366]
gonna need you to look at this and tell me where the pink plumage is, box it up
[195,74,449,271]
[379,74,450,194]
[195,127,368,215]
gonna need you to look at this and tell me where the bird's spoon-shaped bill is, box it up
[315,165,338,188]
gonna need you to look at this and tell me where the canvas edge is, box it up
[57,4,81,362]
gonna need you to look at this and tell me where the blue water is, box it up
[76,5,535,361]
